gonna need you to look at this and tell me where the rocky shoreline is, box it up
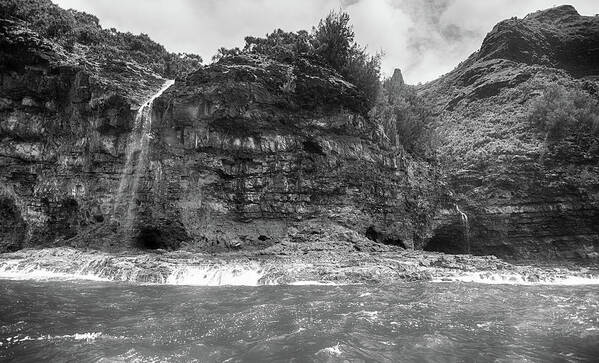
[1,245,598,286]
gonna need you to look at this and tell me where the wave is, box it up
[1,248,598,286]
[0,253,268,286]
[432,271,599,285]
[0,248,336,286]
[0,332,103,346]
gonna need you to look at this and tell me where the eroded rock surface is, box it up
[141,54,442,251]
[420,5,599,259]
[0,15,442,252]
[0,16,173,251]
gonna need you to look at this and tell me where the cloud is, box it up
[52,0,598,84]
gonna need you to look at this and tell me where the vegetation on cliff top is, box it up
[211,10,437,158]
[0,0,202,79]
[213,10,382,112]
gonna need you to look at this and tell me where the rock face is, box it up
[140,54,442,251]
[0,16,170,252]
[420,5,599,259]
[1,2,597,262]
[0,14,442,252]
[478,5,599,77]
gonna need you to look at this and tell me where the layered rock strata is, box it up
[420,5,599,259]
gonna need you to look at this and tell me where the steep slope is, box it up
[0,1,200,251]
[420,5,599,259]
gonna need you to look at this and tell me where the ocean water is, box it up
[1,280,598,362]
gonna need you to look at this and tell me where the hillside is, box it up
[420,5,599,259]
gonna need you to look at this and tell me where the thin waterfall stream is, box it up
[455,204,470,254]
[112,79,174,232]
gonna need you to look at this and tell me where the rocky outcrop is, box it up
[0,15,442,252]
[3,246,597,285]
[137,54,442,251]
[420,5,599,260]
[478,5,599,78]
[0,17,167,251]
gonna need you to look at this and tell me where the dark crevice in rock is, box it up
[424,224,469,255]
[302,139,325,155]
[0,197,26,252]
[365,225,406,248]
[134,227,164,250]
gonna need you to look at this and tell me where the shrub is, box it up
[212,10,381,112]
[528,85,599,140]
[312,10,381,110]
[371,78,437,157]
[244,29,312,62]
[1,0,202,79]
[211,47,242,62]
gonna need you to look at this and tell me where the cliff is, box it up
[0,1,197,251]
[139,54,442,251]
[1,1,597,262]
[0,2,442,252]
[420,5,599,259]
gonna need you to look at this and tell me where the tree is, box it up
[371,77,437,157]
[210,10,381,111]
[312,11,354,70]
[312,10,381,110]
[529,85,599,141]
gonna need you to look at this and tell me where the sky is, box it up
[52,0,598,84]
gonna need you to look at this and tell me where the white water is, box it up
[113,79,175,229]
[0,249,269,286]
[164,264,266,286]
[1,248,598,286]
[433,270,599,285]
[0,332,103,347]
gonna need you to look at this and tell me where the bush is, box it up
[212,47,242,62]
[244,29,312,62]
[212,10,381,111]
[312,10,381,110]
[1,0,202,79]
[528,85,599,140]
[371,77,437,157]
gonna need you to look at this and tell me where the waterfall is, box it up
[455,204,470,254]
[113,79,174,231]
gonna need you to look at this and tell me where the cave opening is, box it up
[365,225,406,248]
[424,225,469,254]
[302,139,325,155]
[134,227,164,250]
[0,197,26,251]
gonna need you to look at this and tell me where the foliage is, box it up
[211,47,242,62]
[212,10,381,111]
[528,85,599,140]
[244,29,312,62]
[312,11,382,110]
[0,0,202,78]
[371,78,437,157]
[312,11,353,71]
